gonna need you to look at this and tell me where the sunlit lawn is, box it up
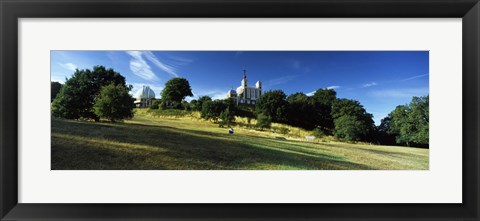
[51,110,429,170]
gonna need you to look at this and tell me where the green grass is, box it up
[51,109,429,170]
[146,108,194,118]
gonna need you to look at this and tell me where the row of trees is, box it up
[253,88,428,146]
[254,89,337,131]
[253,89,375,142]
[150,76,428,147]
[160,87,371,141]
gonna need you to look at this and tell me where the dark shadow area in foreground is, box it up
[52,118,374,170]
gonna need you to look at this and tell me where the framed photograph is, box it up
[1,0,478,220]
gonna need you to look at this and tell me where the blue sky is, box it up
[51,51,429,125]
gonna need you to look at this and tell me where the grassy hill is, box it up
[51,109,429,170]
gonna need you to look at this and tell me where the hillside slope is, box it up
[51,110,428,170]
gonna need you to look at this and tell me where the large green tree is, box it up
[408,96,429,144]
[286,92,316,130]
[387,105,409,144]
[161,78,193,107]
[255,90,288,123]
[333,115,368,142]
[52,66,129,121]
[311,88,337,134]
[331,98,375,141]
[386,95,429,147]
[51,81,62,102]
[93,83,135,122]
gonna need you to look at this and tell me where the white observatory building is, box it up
[227,70,262,105]
[134,85,156,108]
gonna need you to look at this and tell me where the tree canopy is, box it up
[93,83,135,122]
[256,113,272,130]
[219,106,235,127]
[331,98,375,141]
[384,96,429,147]
[311,88,337,133]
[161,78,193,105]
[254,90,288,123]
[286,92,316,130]
[201,99,230,123]
[51,81,62,102]
[51,66,131,121]
[194,96,212,111]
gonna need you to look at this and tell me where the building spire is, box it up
[243,69,247,79]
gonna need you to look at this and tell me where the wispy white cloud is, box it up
[143,51,179,77]
[401,73,429,82]
[369,87,429,98]
[326,85,340,90]
[264,75,299,88]
[58,62,77,72]
[362,82,377,88]
[55,51,72,60]
[126,51,159,82]
[127,51,192,80]
[192,89,226,101]
[168,55,194,65]
[306,86,340,96]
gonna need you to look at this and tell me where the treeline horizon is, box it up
[51,65,429,148]
[176,89,428,148]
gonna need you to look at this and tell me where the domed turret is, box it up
[135,85,156,100]
[227,88,237,98]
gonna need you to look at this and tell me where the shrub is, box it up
[160,101,167,110]
[93,84,135,122]
[150,100,160,109]
[256,113,272,130]
[278,127,290,135]
[172,101,183,109]
[201,100,229,123]
[311,128,326,138]
[182,101,191,111]
[219,107,235,127]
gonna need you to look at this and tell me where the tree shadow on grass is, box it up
[51,118,372,170]
[52,134,167,170]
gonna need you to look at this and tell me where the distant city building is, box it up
[227,70,262,105]
[134,85,156,108]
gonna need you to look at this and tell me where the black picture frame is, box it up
[1,0,479,220]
